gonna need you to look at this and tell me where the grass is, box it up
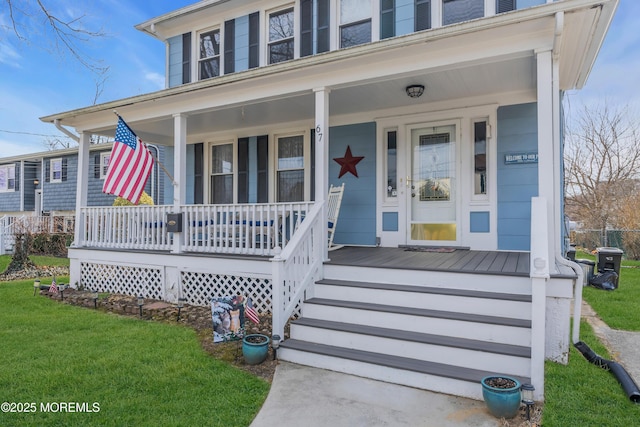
[577,250,640,330]
[0,279,269,427]
[543,320,640,426]
[0,255,70,274]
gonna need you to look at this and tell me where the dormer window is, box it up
[269,8,295,64]
[340,0,372,48]
[199,29,221,80]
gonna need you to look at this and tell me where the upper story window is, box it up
[199,29,221,80]
[340,0,373,48]
[0,164,15,192]
[269,8,295,64]
[50,158,63,183]
[443,0,484,25]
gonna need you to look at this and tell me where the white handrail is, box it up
[270,201,325,338]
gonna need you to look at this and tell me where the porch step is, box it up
[315,278,532,320]
[278,340,531,400]
[303,298,531,346]
[278,271,533,400]
[289,318,531,376]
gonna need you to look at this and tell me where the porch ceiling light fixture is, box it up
[521,383,535,421]
[405,84,425,98]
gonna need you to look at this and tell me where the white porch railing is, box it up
[270,202,325,338]
[80,205,174,250]
[183,202,313,256]
[79,202,314,255]
[1,214,75,255]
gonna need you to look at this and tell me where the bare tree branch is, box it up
[565,102,640,234]
[1,0,108,73]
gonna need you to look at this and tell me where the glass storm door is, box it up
[408,124,458,243]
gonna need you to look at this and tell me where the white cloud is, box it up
[145,71,165,90]
[0,41,22,68]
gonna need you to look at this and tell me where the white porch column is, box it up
[172,113,187,254]
[314,88,330,261]
[73,132,91,248]
[536,49,554,266]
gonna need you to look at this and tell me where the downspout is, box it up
[551,10,584,345]
[54,119,80,143]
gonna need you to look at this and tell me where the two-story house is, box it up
[40,0,618,401]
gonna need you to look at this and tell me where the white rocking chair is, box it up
[327,183,345,251]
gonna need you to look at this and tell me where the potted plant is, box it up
[242,334,270,365]
[481,375,521,419]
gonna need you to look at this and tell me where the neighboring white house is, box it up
[39,0,618,401]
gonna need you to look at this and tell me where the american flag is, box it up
[245,297,260,324]
[102,116,154,204]
[49,277,58,294]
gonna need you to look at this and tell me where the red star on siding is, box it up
[333,146,364,178]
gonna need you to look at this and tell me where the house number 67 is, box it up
[316,126,323,143]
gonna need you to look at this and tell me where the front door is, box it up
[407,123,458,244]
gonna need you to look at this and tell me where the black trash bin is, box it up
[596,247,623,288]
[575,259,596,287]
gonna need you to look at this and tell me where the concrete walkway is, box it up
[250,362,502,427]
[581,301,640,387]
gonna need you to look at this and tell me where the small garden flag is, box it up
[245,297,259,324]
[49,277,58,294]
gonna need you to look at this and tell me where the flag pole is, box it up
[113,110,176,186]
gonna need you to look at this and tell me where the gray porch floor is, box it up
[326,246,531,276]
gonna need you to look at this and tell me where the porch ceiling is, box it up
[40,0,616,145]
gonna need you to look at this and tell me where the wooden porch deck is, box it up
[326,246,531,276]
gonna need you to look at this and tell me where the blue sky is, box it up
[0,0,637,157]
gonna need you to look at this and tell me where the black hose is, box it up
[574,341,640,403]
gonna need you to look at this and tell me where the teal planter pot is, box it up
[242,334,270,365]
[481,376,522,419]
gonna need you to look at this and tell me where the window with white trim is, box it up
[473,120,488,196]
[0,164,15,192]
[340,0,373,48]
[442,0,484,25]
[210,143,234,204]
[268,7,295,64]
[385,129,398,200]
[199,29,221,80]
[100,152,110,179]
[50,158,63,183]
[277,135,305,202]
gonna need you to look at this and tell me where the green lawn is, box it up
[577,250,640,330]
[0,279,269,427]
[0,255,70,274]
[543,320,640,425]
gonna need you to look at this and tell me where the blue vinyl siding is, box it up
[382,212,399,231]
[497,103,538,251]
[470,211,490,233]
[234,15,249,72]
[396,0,414,35]
[168,35,183,88]
[43,156,76,211]
[329,122,377,246]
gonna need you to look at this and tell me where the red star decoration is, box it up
[333,146,364,178]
